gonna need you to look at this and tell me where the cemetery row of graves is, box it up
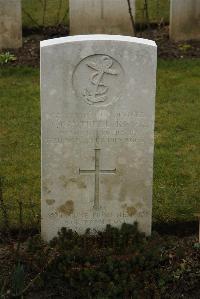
[0,0,200,298]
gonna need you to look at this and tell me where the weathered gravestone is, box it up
[170,0,200,41]
[69,0,135,35]
[41,35,157,241]
[0,0,22,49]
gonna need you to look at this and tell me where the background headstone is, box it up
[170,0,200,41]
[0,0,22,49]
[41,35,157,241]
[70,0,135,35]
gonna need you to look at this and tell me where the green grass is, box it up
[0,67,40,227]
[154,59,200,222]
[21,0,170,28]
[0,59,200,228]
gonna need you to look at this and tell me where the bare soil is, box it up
[4,25,200,68]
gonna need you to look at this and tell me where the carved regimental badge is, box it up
[73,55,124,106]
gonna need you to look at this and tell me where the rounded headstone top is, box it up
[40,35,157,48]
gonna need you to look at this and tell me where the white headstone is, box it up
[0,0,22,49]
[170,0,200,41]
[41,35,157,241]
[70,0,135,35]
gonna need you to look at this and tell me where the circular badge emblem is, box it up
[72,54,124,107]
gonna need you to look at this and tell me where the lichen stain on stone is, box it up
[43,182,51,194]
[127,206,137,216]
[122,204,137,216]
[57,200,74,216]
[60,176,86,189]
[46,199,55,206]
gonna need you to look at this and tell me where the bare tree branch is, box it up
[22,8,40,28]
[56,0,63,25]
[127,0,135,35]
[42,0,47,26]
[60,4,69,25]
[144,0,150,29]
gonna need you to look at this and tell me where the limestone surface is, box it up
[70,0,135,35]
[41,35,157,241]
[0,0,22,49]
[170,0,200,41]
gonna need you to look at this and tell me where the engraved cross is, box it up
[79,149,116,210]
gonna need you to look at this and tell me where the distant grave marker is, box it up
[170,0,200,41]
[69,0,135,35]
[0,0,22,49]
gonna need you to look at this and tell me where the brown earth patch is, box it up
[1,25,199,68]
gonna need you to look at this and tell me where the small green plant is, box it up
[178,44,192,52]
[0,52,16,64]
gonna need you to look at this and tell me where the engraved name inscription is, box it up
[44,111,152,145]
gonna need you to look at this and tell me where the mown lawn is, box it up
[21,0,170,28]
[0,67,40,228]
[0,59,199,228]
[154,59,200,222]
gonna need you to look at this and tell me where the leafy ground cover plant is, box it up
[0,223,199,298]
[0,52,16,65]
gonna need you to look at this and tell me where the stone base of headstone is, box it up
[170,0,200,41]
[0,0,22,49]
[69,0,135,36]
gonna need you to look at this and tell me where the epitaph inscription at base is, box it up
[41,35,157,241]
